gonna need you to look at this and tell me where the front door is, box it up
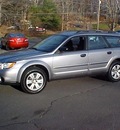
[52,36,89,79]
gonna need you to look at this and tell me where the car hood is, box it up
[0,49,48,62]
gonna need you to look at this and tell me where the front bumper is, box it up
[0,68,19,84]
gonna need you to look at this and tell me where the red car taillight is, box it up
[9,38,14,42]
[25,38,28,42]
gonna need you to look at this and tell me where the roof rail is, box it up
[76,30,116,34]
[76,30,103,33]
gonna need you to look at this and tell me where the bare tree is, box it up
[0,0,2,26]
[0,0,11,26]
[104,0,119,31]
[53,0,98,30]
[0,0,32,30]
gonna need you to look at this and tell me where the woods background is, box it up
[0,0,120,35]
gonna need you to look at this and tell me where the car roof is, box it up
[58,30,120,37]
[58,31,77,36]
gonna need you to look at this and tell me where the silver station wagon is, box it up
[0,30,120,94]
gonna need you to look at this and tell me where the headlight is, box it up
[0,63,16,69]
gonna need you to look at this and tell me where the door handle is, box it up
[107,51,112,54]
[80,54,86,57]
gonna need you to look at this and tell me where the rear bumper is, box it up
[9,42,29,49]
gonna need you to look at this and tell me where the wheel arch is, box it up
[107,58,120,72]
[107,59,120,82]
[17,61,52,83]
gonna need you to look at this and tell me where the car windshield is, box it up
[32,35,68,52]
[9,33,25,38]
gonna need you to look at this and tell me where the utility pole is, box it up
[0,0,2,26]
[97,0,101,30]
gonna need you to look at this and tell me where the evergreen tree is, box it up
[29,0,61,30]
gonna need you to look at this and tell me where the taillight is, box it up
[9,38,14,42]
[25,39,28,42]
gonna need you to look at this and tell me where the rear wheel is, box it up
[21,67,47,94]
[5,43,10,50]
[1,42,5,49]
[107,61,120,82]
[1,44,4,49]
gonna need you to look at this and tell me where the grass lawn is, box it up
[92,23,120,31]
[92,23,109,30]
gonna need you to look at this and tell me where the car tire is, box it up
[1,42,5,49]
[21,66,47,94]
[107,61,120,82]
[1,44,4,49]
[5,43,10,50]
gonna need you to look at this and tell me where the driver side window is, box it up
[59,36,86,52]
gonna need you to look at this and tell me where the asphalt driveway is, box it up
[0,77,120,130]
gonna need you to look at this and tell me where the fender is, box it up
[17,60,52,83]
[106,56,120,72]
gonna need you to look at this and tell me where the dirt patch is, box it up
[0,25,8,36]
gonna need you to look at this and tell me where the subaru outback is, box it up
[0,30,120,94]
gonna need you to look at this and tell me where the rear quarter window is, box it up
[105,36,120,47]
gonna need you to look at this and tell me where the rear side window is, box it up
[88,36,108,50]
[105,36,120,47]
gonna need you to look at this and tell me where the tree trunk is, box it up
[0,1,2,26]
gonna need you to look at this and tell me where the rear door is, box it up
[87,35,113,73]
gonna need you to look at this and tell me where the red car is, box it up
[1,33,29,50]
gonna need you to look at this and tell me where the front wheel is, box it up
[21,67,47,94]
[107,61,120,82]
